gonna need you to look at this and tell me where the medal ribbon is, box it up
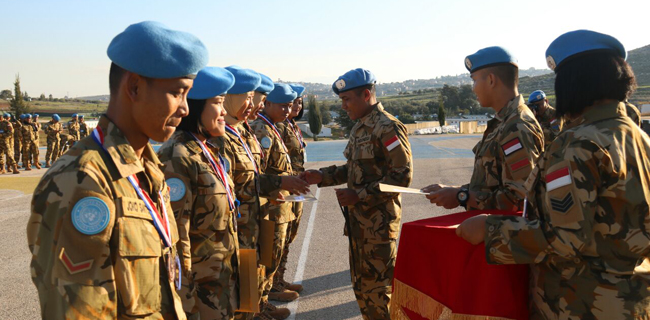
[257,113,289,153]
[225,124,258,174]
[288,120,306,148]
[243,121,264,161]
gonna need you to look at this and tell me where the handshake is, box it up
[279,170,360,206]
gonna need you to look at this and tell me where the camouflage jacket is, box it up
[485,102,650,318]
[251,112,295,223]
[625,101,641,126]
[21,122,36,142]
[27,116,186,320]
[157,131,239,275]
[467,95,544,211]
[536,105,562,147]
[0,119,12,139]
[80,121,89,138]
[68,120,80,140]
[13,120,22,140]
[32,122,41,141]
[46,120,62,140]
[280,119,307,172]
[318,103,413,241]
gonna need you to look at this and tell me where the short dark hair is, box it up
[555,52,636,118]
[109,63,125,95]
[177,98,206,134]
[486,65,518,88]
[353,84,376,97]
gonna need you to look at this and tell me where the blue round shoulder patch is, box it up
[223,158,231,173]
[167,178,186,202]
[261,136,272,149]
[71,197,111,235]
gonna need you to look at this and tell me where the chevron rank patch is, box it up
[502,138,522,156]
[384,135,401,151]
[550,193,574,213]
[546,167,572,191]
[59,248,93,275]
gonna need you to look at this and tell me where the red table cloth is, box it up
[391,210,529,320]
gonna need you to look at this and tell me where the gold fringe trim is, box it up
[390,278,515,320]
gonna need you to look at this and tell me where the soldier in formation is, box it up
[79,114,89,139]
[527,90,562,146]
[67,113,80,144]
[13,114,22,166]
[44,114,62,167]
[20,114,40,170]
[31,113,41,168]
[0,113,19,174]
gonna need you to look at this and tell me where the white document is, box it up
[379,183,428,195]
[278,191,318,202]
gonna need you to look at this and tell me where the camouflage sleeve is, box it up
[475,122,543,210]
[258,174,283,198]
[28,168,118,319]
[253,126,273,172]
[318,164,348,187]
[625,102,641,127]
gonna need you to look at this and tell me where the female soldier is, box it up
[158,67,240,320]
[457,30,650,318]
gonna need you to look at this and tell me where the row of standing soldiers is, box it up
[0,113,89,174]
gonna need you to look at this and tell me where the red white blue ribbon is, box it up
[225,124,258,174]
[257,113,289,153]
[287,120,306,148]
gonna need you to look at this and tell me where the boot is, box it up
[0,166,5,174]
[253,311,275,320]
[45,160,50,168]
[12,164,19,174]
[275,267,303,293]
[260,300,290,320]
[35,162,41,169]
[268,284,299,302]
[25,163,32,171]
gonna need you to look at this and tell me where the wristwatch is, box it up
[457,187,469,209]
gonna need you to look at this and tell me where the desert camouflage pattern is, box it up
[625,101,641,126]
[80,121,89,139]
[485,102,650,319]
[67,119,80,142]
[21,122,36,167]
[31,121,41,165]
[59,133,71,156]
[27,116,186,320]
[45,120,62,163]
[467,95,544,211]
[317,102,412,320]
[0,119,16,168]
[536,105,562,147]
[13,120,22,163]
[158,130,239,320]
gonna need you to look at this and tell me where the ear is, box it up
[487,73,497,89]
[363,89,371,102]
[124,72,141,102]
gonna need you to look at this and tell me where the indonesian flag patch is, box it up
[384,135,401,151]
[502,138,523,156]
[546,167,572,191]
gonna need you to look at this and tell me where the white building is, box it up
[297,123,332,137]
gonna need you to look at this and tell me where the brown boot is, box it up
[279,279,303,293]
[0,167,5,174]
[35,162,41,169]
[12,164,19,174]
[45,160,50,168]
[253,311,275,320]
[261,300,290,320]
[268,284,299,302]
[25,163,32,171]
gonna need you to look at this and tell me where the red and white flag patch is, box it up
[546,167,572,191]
[59,248,93,275]
[502,138,523,156]
[384,135,401,151]
[510,158,529,171]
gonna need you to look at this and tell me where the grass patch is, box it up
[0,176,42,194]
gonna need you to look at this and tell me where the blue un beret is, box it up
[78,115,83,119]
[545,30,626,72]
[255,73,274,94]
[34,114,39,117]
[528,90,546,104]
[3,113,9,118]
[72,114,78,118]
[53,114,60,121]
[224,66,262,95]
[289,84,305,98]
[332,68,376,95]
[24,114,31,119]
[267,84,297,104]
[107,21,209,79]
[465,46,518,73]
[187,67,235,100]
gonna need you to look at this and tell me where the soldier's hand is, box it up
[426,187,460,209]
[421,183,449,193]
[280,176,310,194]
[335,188,360,206]
[301,170,323,185]
[456,214,487,245]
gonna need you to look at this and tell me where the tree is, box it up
[0,89,12,100]
[10,74,30,116]
[335,107,355,134]
[321,109,332,125]
[307,95,322,141]
[438,94,446,128]
[39,93,46,101]
[48,94,53,101]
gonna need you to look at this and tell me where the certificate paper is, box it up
[379,183,428,195]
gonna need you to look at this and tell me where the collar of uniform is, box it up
[178,131,203,155]
[225,114,241,126]
[359,102,383,128]
[495,95,525,122]
[580,101,625,126]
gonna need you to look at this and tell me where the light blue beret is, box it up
[267,84,297,104]
[528,90,546,104]
[24,114,31,119]
[107,21,209,79]
[224,66,262,94]
[53,114,60,121]
[187,67,235,100]
[464,46,518,73]
[545,30,626,72]
[34,114,39,117]
[289,84,305,98]
[256,73,274,94]
[332,68,376,94]
[72,114,78,118]
[78,115,83,118]
[3,113,9,118]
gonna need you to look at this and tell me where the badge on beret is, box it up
[166,178,186,202]
[335,79,346,90]
[546,56,556,71]
[261,136,272,149]
[71,197,110,235]
[465,57,473,70]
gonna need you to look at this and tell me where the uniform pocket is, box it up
[196,170,231,232]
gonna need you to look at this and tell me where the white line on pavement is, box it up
[286,187,321,320]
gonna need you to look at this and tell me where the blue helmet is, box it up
[528,90,546,104]
[53,114,61,121]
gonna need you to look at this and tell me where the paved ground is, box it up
[0,134,481,319]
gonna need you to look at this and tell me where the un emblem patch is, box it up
[71,197,110,235]
[167,178,186,202]
[261,136,272,149]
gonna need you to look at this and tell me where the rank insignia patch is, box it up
[550,193,574,213]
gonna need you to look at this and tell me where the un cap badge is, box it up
[546,55,556,71]
[335,79,346,90]
[465,57,473,71]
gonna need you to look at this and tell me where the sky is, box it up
[1,0,649,98]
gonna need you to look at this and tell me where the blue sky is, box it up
[1,0,648,97]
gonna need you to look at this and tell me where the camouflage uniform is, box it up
[158,130,239,320]
[21,121,35,168]
[317,102,412,320]
[466,95,544,211]
[485,102,650,319]
[536,105,562,148]
[214,121,283,320]
[59,133,71,156]
[45,120,62,163]
[0,118,16,170]
[27,116,186,320]
[68,119,80,143]
[13,119,22,163]
[79,120,89,139]
[31,120,41,166]
[625,101,641,126]
[250,113,296,302]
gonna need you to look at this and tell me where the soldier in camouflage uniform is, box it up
[425,47,544,212]
[21,114,38,170]
[45,114,62,167]
[527,90,562,147]
[303,69,413,320]
[13,115,22,165]
[79,115,89,139]
[31,113,41,168]
[26,20,208,320]
[67,114,80,144]
[158,67,241,320]
[0,113,19,174]
[59,133,71,156]
[458,30,650,319]
[251,83,301,313]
